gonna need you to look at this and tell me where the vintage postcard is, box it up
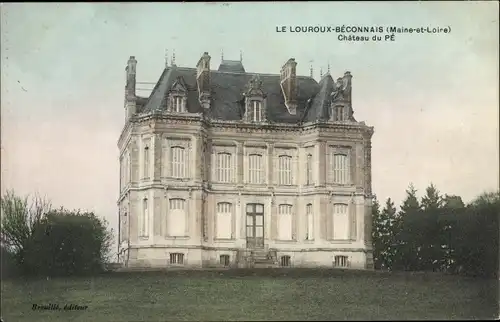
[1,2,498,321]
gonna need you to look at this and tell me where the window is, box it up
[124,153,130,185]
[251,101,262,122]
[280,255,291,267]
[306,154,313,185]
[140,198,149,237]
[216,152,233,183]
[170,253,184,265]
[248,154,263,184]
[172,96,183,113]
[216,202,232,239]
[331,153,349,184]
[168,198,186,237]
[333,203,349,240]
[120,157,124,190]
[334,105,344,121]
[220,255,230,267]
[306,204,313,240]
[334,255,349,268]
[278,155,292,185]
[143,146,150,179]
[170,146,186,178]
[278,204,293,240]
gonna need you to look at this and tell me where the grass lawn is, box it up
[1,269,498,321]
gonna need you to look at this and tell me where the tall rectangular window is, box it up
[216,152,233,183]
[140,198,149,237]
[248,154,263,184]
[251,101,262,122]
[143,146,150,179]
[124,153,130,185]
[168,198,186,237]
[306,203,313,240]
[334,105,344,121]
[170,146,186,178]
[331,153,349,184]
[173,96,183,113]
[216,202,233,239]
[306,154,313,185]
[333,203,349,240]
[278,155,292,185]
[278,204,293,241]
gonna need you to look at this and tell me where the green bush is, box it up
[23,210,113,277]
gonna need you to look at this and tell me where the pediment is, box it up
[170,76,188,93]
[244,75,266,98]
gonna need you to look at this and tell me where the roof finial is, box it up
[320,67,323,78]
[240,50,243,62]
[165,49,168,68]
[327,62,330,74]
[221,49,224,62]
[310,64,313,78]
[171,49,176,66]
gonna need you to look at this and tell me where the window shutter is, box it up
[154,197,161,236]
[349,149,355,185]
[271,203,277,239]
[321,200,328,240]
[129,198,138,240]
[327,202,333,240]
[292,153,298,185]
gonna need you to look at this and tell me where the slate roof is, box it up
[140,62,344,124]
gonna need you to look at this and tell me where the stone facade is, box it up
[117,52,375,269]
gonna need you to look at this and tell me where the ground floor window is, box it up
[170,253,184,265]
[334,255,349,268]
[220,254,230,267]
[280,255,291,267]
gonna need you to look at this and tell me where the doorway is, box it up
[246,203,264,249]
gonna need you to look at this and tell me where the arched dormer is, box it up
[167,76,188,113]
[243,75,267,123]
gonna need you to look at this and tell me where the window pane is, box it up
[255,204,264,213]
[255,226,264,238]
[255,215,263,226]
[246,204,254,213]
[246,226,253,237]
[246,215,253,225]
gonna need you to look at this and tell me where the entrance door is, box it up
[246,203,264,249]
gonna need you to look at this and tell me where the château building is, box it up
[117,51,375,269]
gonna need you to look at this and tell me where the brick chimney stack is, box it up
[280,58,298,115]
[124,56,137,119]
[196,52,211,109]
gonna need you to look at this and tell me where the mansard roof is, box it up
[218,60,246,73]
[139,65,343,124]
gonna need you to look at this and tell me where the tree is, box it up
[452,192,499,277]
[23,208,114,277]
[371,196,383,269]
[419,183,444,271]
[393,183,421,271]
[0,190,51,271]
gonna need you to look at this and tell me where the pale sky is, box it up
[1,2,498,254]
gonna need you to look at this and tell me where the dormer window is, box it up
[334,105,344,121]
[173,96,183,113]
[251,100,262,122]
[243,75,266,123]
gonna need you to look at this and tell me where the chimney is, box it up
[196,52,211,109]
[280,58,298,115]
[124,56,137,119]
[342,71,352,104]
